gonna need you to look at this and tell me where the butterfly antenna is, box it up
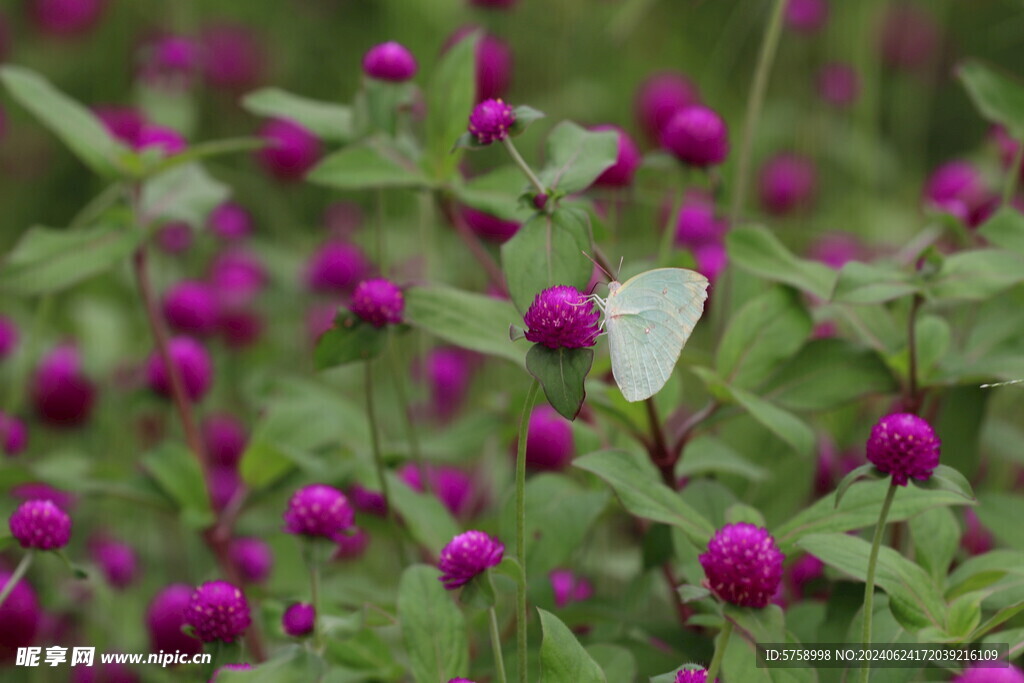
[582,250,615,283]
[980,378,1024,389]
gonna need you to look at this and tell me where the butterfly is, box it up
[592,268,709,403]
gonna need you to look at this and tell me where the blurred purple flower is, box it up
[256,118,321,181]
[549,569,593,608]
[163,281,219,336]
[89,536,139,589]
[230,537,273,584]
[398,463,479,518]
[283,484,354,540]
[460,206,520,243]
[661,105,729,168]
[636,72,701,145]
[758,153,817,215]
[208,202,254,242]
[671,190,727,249]
[363,41,418,82]
[28,0,107,37]
[350,278,404,327]
[785,0,828,33]
[32,345,95,428]
[282,603,315,637]
[817,63,860,108]
[306,242,371,294]
[146,336,213,402]
[592,124,641,188]
[0,412,27,456]
[524,405,574,471]
[200,23,266,91]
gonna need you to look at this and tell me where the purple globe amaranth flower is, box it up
[306,242,371,294]
[438,530,504,590]
[923,160,990,225]
[661,105,729,168]
[162,280,219,336]
[523,285,600,350]
[675,668,716,683]
[139,35,202,87]
[636,71,701,145]
[785,0,828,33]
[699,523,785,608]
[423,347,473,420]
[350,279,405,327]
[89,537,139,589]
[32,345,95,428]
[0,412,28,456]
[283,484,354,540]
[281,602,315,637]
[185,580,251,643]
[136,125,187,156]
[549,569,593,608]
[203,414,248,468]
[200,23,266,92]
[147,581,204,655]
[348,484,388,517]
[94,106,146,147]
[229,537,273,584]
[671,190,727,249]
[210,664,253,682]
[953,664,1024,683]
[256,118,321,182]
[333,527,370,561]
[363,41,418,82]
[592,125,641,188]
[817,63,860,108]
[29,0,107,37]
[758,153,817,215]
[524,405,575,471]
[209,249,266,307]
[9,499,72,550]
[146,337,213,402]
[208,202,253,242]
[460,206,520,243]
[0,315,18,359]
[880,4,941,71]
[156,221,193,254]
[0,570,40,662]
[962,508,994,556]
[695,242,727,285]
[866,413,940,486]
[468,98,515,145]
[398,464,478,517]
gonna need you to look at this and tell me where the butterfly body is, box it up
[600,268,709,402]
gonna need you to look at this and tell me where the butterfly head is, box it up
[607,281,621,296]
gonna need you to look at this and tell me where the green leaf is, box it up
[537,608,606,683]
[140,162,231,225]
[397,565,469,683]
[308,137,429,190]
[775,477,975,555]
[586,644,635,683]
[676,435,769,482]
[538,122,618,195]
[716,287,812,388]
[957,60,1024,140]
[833,464,881,509]
[386,473,461,556]
[140,442,214,529]
[909,507,960,583]
[945,592,983,639]
[798,532,947,631]
[722,605,818,683]
[831,261,921,304]
[526,345,594,420]
[242,87,353,141]
[727,385,815,457]
[314,313,388,369]
[509,105,546,136]
[0,224,141,296]
[947,551,1024,609]
[143,138,263,177]
[574,449,715,546]
[404,285,526,366]
[914,465,975,502]
[218,646,326,683]
[978,207,1024,256]
[425,31,479,181]
[451,165,533,222]
[0,65,130,177]
[726,227,836,300]
[501,206,593,313]
[927,249,1024,301]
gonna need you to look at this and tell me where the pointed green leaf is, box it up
[397,565,469,683]
[727,386,815,457]
[831,261,921,304]
[425,31,479,181]
[957,60,1024,140]
[243,87,353,141]
[834,464,882,509]
[313,313,388,369]
[726,226,836,300]
[538,608,606,683]
[526,345,593,420]
[308,138,429,190]
[538,122,618,195]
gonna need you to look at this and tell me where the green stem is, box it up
[387,342,431,496]
[515,379,541,683]
[1002,141,1024,206]
[0,552,33,609]
[859,480,899,683]
[502,138,547,198]
[706,618,734,681]
[728,0,787,225]
[489,605,509,683]
[364,360,405,562]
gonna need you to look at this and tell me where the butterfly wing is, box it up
[605,268,709,402]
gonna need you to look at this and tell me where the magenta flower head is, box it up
[283,484,354,540]
[256,118,321,181]
[695,243,727,285]
[423,347,473,420]
[209,250,266,307]
[136,124,187,156]
[438,530,504,589]
[139,35,202,86]
[163,281,219,336]
[350,279,405,327]
[146,336,213,402]
[185,581,251,643]
[156,222,193,255]
[208,202,253,242]
[549,569,593,608]
[363,41,418,82]
[523,285,600,350]
[661,105,729,168]
[348,484,388,517]
[0,412,28,456]
[468,98,515,145]
[306,241,371,294]
[675,668,716,683]
[636,71,701,145]
[89,537,138,589]
[866,413,940,486]
[398,464,478,518]
[672,190,727,249]
[525,405,575,471]
[282,602,315,637]
[200,23,266,92]
[953,664,1024,683]
[591,125,641,188]
[817,63,860,108]
[461,206,520,243]
[785,0,828,33]
[203,414,248,469]
[0,315,18,359]
[147,585,204,656]
[28,0,107,37]
[444,27,513,103]
[333,527,370,561]
[0,569,40,661]
[9,499,72,550]
[229,537,273,584]
[758,153,817,215]
[32,345,95,428]
[94,106,146,147]
[923,160,989,223]
[699,523,785,608]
